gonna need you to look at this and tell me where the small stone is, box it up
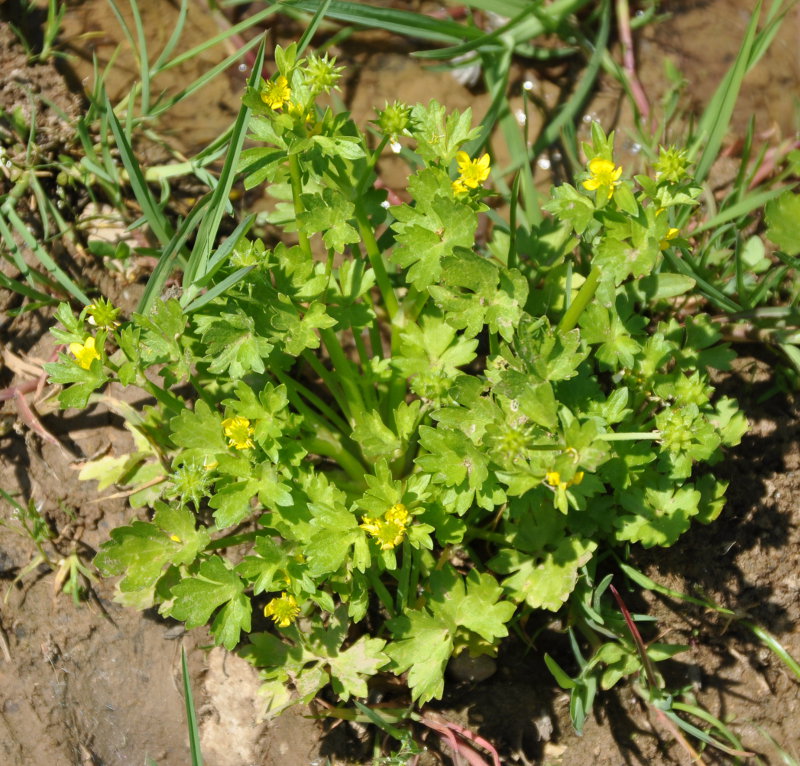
[447,653,497,682]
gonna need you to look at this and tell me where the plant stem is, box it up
[288,154,313,259]
[598,431,660,441]
[558,264,601,333]
[274,369,350,435]
[319,327,366,418]
[305,436,368,486]
[354,203,399,320]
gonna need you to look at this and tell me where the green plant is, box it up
[44,43,746,724]
[543,574,753,760]
[0,0,286,309]
[0,489,95,604]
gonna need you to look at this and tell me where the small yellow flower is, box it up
[170,534,181,543]
[582,157,623,200]
[222,416,254,450]
[361,503,411,550]
[69,336,101,370]
[545,470,584,491]
[660,227,680,250]
[264,592,300,628]
[451,177,469,196]
[455,151,491,189]
[261,75,291,110]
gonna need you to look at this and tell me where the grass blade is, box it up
[181,38,266,305]
[137,193,213,314]
[104,89,174,247]
[282,0,480,44]
[297,0,334,55]
[181,647,203,766]
[0,208,90,304]
[183,266,255,313]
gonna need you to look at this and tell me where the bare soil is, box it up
[2,2,800,764]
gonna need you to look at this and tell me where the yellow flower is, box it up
[261,75,291,110]
[69,336,101,370]
[582,157,623,200]
[361,503,411,550]
[451,177,469,196]
[222,416,254,450]
[660,227,680,250]
[545,470,584,491]
[455,151,491,189]
[264,592,300,628]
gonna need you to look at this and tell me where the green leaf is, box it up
[392,312,477,400]
[170,555,251,649]
[45,353,109,409]
[386,567,514,703]
[543,183,595,234]
[132,298,188,367]
[170,400,227,458]
[765,190,800,255]
[391,170,477,289]
[351,410,402,461]
[94,502,209,595]
[580,302,643,370]
[328,634,389,699]
[409,101,480,164]
[211,463,293,529]
[429,250,528,341]
[311,133,366,161]
[270,297,337,356]
[490,537,597,611]
[615,479,702,547]
[298,188,360,253]
[195,310,274,378]
[386,610,452,703]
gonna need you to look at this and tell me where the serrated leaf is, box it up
[94,502,209,595]
[765,190,800,255]
[170,555,250,649]
[490,537,597,611]
[615,480,702,547]
[170,400,227,457]
[410,101,480,164]
[351,410,401,461]
[391,172,477,289]
[298,188,360,253]
[386,566,513,703]
[543,183,596,234]
[195,310,274,378]
[270,298,337,356]
[429,250,528,341]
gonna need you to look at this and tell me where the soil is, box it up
[2,1,800,765]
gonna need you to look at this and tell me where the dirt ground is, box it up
[2,1,800,764]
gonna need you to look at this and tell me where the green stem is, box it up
[319,327,366,418]
[141,378,185,416]
[558,264,601,333]
[302,350,351,421]
[366,569,396,617]
[288,153,313,260]
[394,542,412,613]
[274,369,350,435]
[598,431,661,441]
[354,203,399,320]
[397,286,429,327]
[305,436,368,486]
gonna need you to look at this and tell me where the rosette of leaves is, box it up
[46,50,746,712]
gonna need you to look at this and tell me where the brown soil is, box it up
[2,1,800,765]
